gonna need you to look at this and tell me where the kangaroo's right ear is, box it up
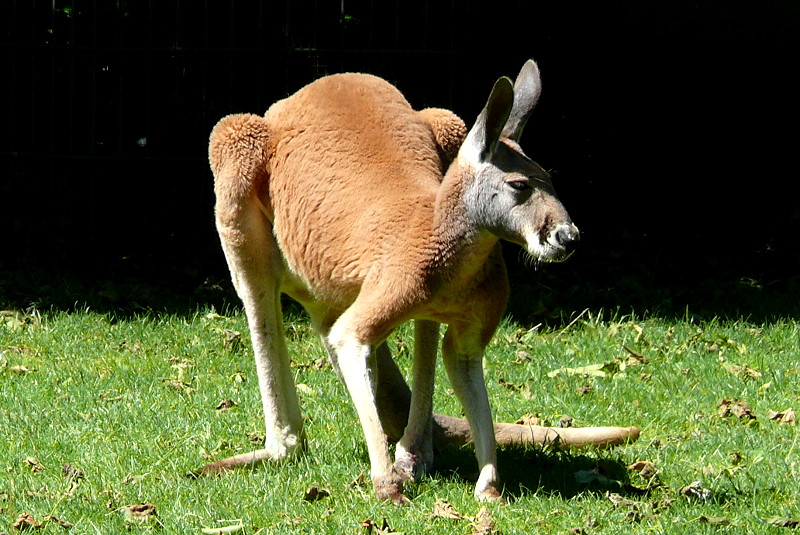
[501,59,542,142]
[461,76,514,162]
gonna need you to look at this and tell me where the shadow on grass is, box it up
[429,444,643,501]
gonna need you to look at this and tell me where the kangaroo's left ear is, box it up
[501,59,542,142]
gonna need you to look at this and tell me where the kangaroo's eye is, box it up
[507,180,531,191]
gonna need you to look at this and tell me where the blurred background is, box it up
[2,1,798,318]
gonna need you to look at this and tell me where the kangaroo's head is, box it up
[456,60,579,262]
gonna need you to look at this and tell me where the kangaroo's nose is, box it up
[552,223,580,251]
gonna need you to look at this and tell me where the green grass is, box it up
[1,302,799,534]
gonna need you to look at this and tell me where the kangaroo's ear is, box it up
[501,59,542,142]
[461,76,514,162]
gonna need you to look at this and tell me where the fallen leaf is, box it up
[13,513,43,530]
[548,362,608,378]
[122,503,157,525]
[680,481,712,500]
[514,414,541,426]
[723,362,762,379]
[623,510,645,523]
[697,515,729,525]
[431,498,463,520]
[201,523,244,534]
[360,518,395,534]
[471,507,498,535]
[248,432,264,444]
[62,463,85,481]
[215,399,237,411]
[303,485,330,502]
[766,516,800,528]
[222,329,241,349]
[767,408,796,425]
[605,492,639,508]
[44,515,74,529]
[498,377,532,399]
[24,457,44,473]
[161,378,195,392]
[11,365,32,374]
[622,345,648,365]
[514,350,532,363]
[628,460,657,479]
[719,398,756,420]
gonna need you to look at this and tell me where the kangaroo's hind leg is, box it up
[201,114,304,474]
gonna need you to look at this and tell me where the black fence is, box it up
[4,0,512,273]
[3,1,800,312]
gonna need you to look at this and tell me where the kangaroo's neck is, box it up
[431,165,499,276]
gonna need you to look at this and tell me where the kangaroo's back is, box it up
[262,73,448,303]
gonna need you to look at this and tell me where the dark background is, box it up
[2,1,799,318]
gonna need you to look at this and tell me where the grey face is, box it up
[466,140,579,261]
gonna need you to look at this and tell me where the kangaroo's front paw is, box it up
[475,483,505,503]
[474,466,505,503]
[393,452,431,484]
[394,440,433,483]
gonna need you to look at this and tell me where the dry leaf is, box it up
[697,515,729,525]
[215,399,237,411]
[605,492,639,508]
[514,350,532,363]
[471,507,498,535]
[122,503,157,524]
[548,362,609,378]
[498,377,532,399]
[719,398,756,420]
[680,481,712,500]
[431,498,463,520]
[303,485,330,502]
[514,414,541,426]
[766,516,800,528]
[222,329,242,348]
[45,515,74,529]
[723,362,762,379]
[24,457,44,473]
[62,463,85,481]
[12,513,43,530]
[767,408,796,425]
[11,365,32,374]
[628,460,657,479]
[360,518,395,534]
[201,523,244,534]
[622,345,648,365]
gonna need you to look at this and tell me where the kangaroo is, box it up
[208,60,580,504]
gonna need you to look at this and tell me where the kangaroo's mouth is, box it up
[524,223,580,263]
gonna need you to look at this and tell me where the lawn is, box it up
[1,287,799,533]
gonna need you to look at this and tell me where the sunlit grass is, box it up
[1,304,798,533]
